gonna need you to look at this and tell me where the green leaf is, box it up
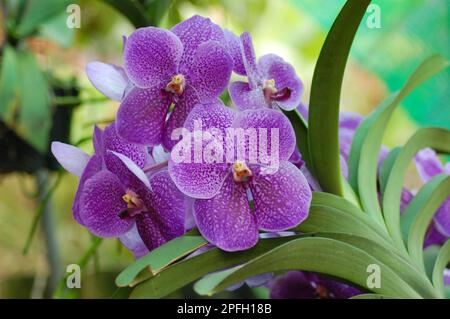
[406,175,450,269]
[383,127,450,251]
[104,0,152,28]
[193,236,421,298]
[39,11,75,48]
[0,45,20,123]
[379,147,401,196]
[401,174,448,243]
[129,236,301,298]
[432,240,450,298]
[308,0,371,196]
[115,235,207,287]
[297,193,389,243]
[423,245,441,279]
[348,55,449,227]
[281,108,312,171]
[15,0,72,38]
[16,49,52,153]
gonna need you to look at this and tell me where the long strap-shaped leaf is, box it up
[129,236,304,298]
[308,0,371,196]
[379,147,401,196]
[348,56,449,226]
[383,128,450,251]
[401,174,448,243]
[116,235,207,287]
[193,236,422,298]
[407,175,450,269]
[304,192,389,240]
[282,109,312,171]
[432,240,450,298]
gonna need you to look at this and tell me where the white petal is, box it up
[51,142,90,177]
[86,62,129,101]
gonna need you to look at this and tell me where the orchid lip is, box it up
[120,189,146,219]
[165,74,186,95]
[262,78,292,103]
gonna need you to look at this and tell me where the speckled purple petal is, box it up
[124,27,182,88]
[86,62,129,101]
[415,148,444,182]
[229,81,266,111]
[108,151,150,190]
[51,142,90,177]
[232,108,296,161]
[184,99,236,133]
[168,158,229,200]
[136,170,186,251]
[79,170,133,237]
[187,41,232,100]
[102,123,149,179]
[258,54,303,111]
[193,176,259,251]
[162,86,199,151]
[240,32,261,87]
[172,15,224,72]
[117,86,171,145]
[72,154,103,225]
[250,161,311,231]
[224,30,246,75]
[119,223,149,259]
[168,100,234,199]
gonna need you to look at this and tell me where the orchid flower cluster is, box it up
[52,15,312,256]
[52,15,450,299]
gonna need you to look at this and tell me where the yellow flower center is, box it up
[263,78,276,92]
[122,190,143,209]
[232,160,253,182]
[165,74,186,95]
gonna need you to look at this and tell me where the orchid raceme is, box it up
[49,1,450,300]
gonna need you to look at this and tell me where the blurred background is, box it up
[0,0,448,298]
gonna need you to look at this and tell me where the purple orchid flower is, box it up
[53,123,151,224]
[228,32,303,111]
[269,271,361,299]
[168,100,312,251]
[96,15,233,151]
[52,124,187,252]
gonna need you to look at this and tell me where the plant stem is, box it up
[36,169,62,297]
